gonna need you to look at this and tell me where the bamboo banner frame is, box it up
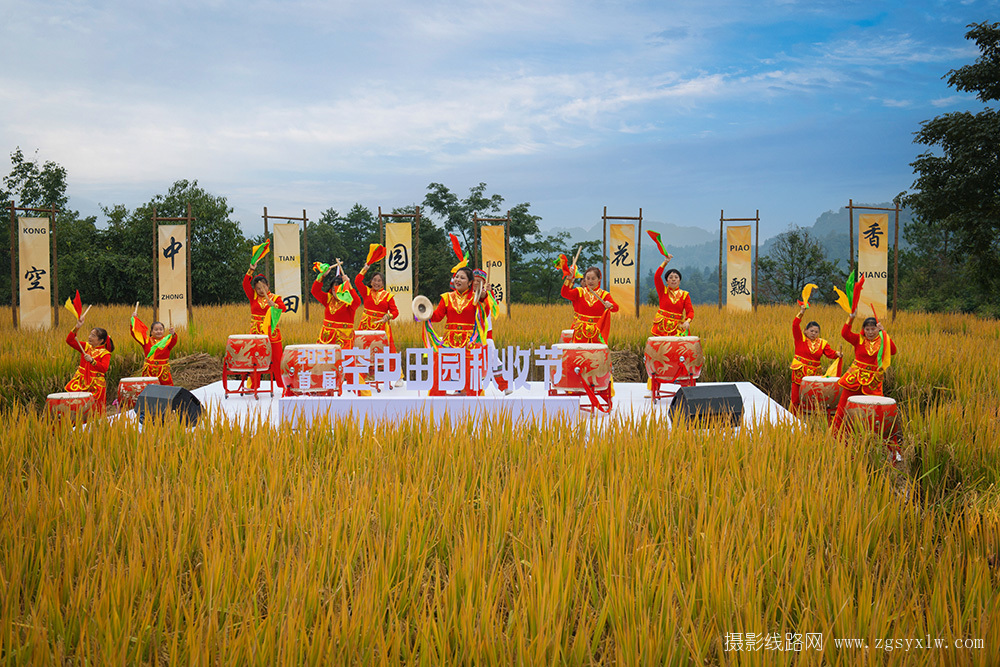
[152,204,193,325]
[718,210,759,311]
[264,208,310,321]
[847,199,900,321]
[475,213,511,317]
[8,203,60,329]
[602,206,642,318]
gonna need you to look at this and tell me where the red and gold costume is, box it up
[355,272,399,352]
[130,318,177,385]
[651,264,694,336]
[430,288,483,348]
[312,275,360,348]
[789,315,838,411]
[243,270,287,387]
[65,330,111,413]
[560,279,619,344]
[831,320,898,429]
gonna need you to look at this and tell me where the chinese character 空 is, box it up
[24,266,47,291]
[863,221,883,248]
[162,236,183,270]
[730,277,751,296]
[611,242,634,267]
[388,244,409,271]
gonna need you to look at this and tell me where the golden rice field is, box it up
[1,303,999,664]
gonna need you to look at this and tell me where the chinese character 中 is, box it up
[162,236,183,270]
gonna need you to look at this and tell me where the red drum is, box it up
[560,329,574,344]
[353,329,388,354]
[117,376,160,412]
[225,334,271,372]
[549,343,611,393]
[845,395,901,440]
[644,336,703,386]
[800,376,842,419]
[46,392,95,426]
[280,344,342,395]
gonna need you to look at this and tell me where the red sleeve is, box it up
[273,294,286,312]
[560,282,578,302]
[841,321,859,346]
[346,281,361,313]
[431,295,449,323]
[793,315,802,340]
[311,279,328,304]
[242,272,254,300]
[387,296,399,319]
[654,264,665,294]
[354,272,369,299]
[92,350,111,374]
[166,333,178,352]
[684,294,694,320]
[66,330,82,352]
[604,291,620,313]
[823,342,838,359]
[889,337,898,356]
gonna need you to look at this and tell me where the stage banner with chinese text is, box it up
[273,223,302,322]
[18,217,51,330]
[608,223,637,317]
[385,222,412,321]
[157,224,188,328]
[726,225,752,312]
[480,224,508,317]
[857,213,888,318]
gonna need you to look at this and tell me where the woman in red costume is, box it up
[426,267,490,395]
[561,266,619,344]
[312,266,360,348]
[788,304,841,413]
[355,264,399,351]
[130,306,177,385]
[243,264,286,388]
[650,255,694,336]
[65,316,115,413]
[830,313,898,430]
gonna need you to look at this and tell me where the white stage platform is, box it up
[187,380,794,430]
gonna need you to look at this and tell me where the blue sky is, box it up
[1,0,995,239]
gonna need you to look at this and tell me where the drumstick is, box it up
[570,245,582,277]
[585,285,608,308]
[81,304,92,319]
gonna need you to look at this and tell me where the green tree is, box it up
[904,21,1000,315]
[1,147,100,306]
[756,226,844,305]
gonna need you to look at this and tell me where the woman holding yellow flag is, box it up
[789,302,841,413]
[830,313,897,430]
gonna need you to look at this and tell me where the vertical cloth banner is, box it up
[608,223,637,317]
[18,217,52,330]
[480,224,508,317]
[272,223,302,323]
[857,213,888,317]
[385,222,413,322]
[157,224,188,328]
[726,225,753,312]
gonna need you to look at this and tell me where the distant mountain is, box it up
[549,204,913,275]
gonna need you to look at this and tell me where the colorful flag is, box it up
[798,283,818,308]
[449,234,469,274]
[365,244,386,265]
[647,230,669,258]
[833,286,851,314]
[852,273,866,314]
[146,334,173,360]
[824,357,843,377]
[64,290,83,320]
[312,261,330,274]
[251,239,271,265]
[266,305,282,336]
[130,315,148,343]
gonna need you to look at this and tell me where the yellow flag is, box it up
[833,286,851,314]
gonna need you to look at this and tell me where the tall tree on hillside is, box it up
[756,226,844,305]
[904,21,1000,315]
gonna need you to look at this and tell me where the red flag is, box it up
[64,290,83,320]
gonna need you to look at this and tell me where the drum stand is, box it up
[223,356,275,400]
[650,361,697,403]
[550,366,613,414]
